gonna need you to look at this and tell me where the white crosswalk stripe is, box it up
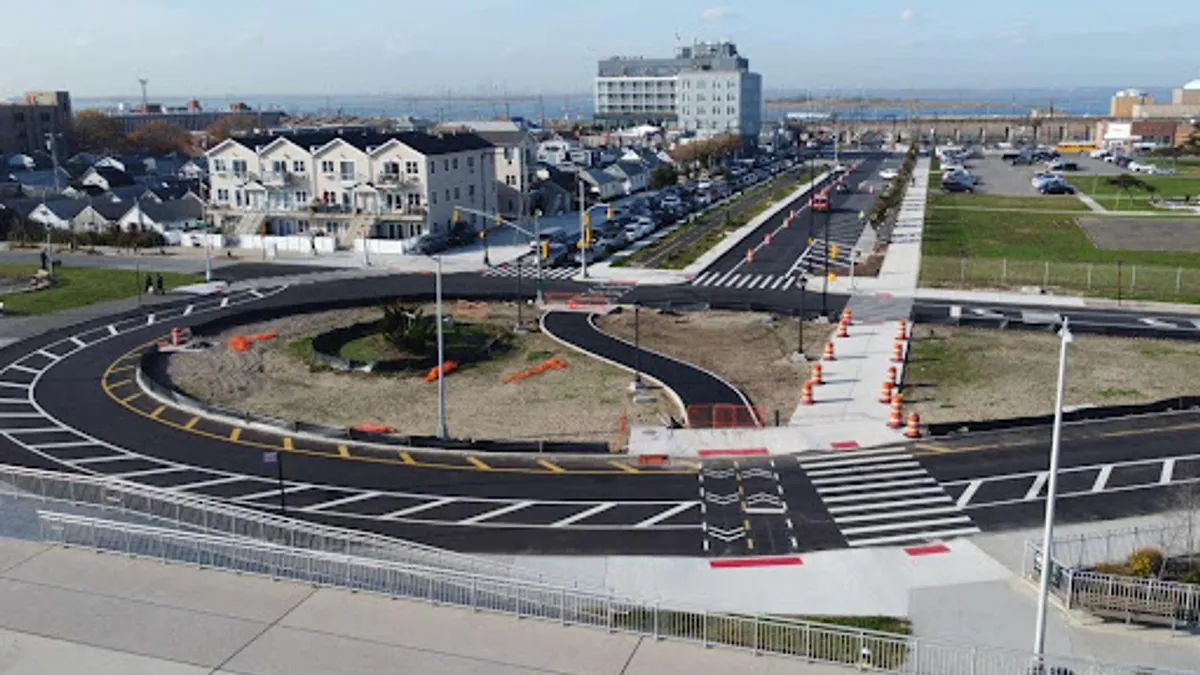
[690,271,804,291]
[802,450,980,547]
[482,265,576,280]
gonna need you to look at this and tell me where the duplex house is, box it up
[28,199,86,229]
[603,161,649,195]
[436,121,535,218]
[578,168,624,201]
[80,166,136,191]
[206,129,496,243]
[73,199,132,232]
[118,197,204,233]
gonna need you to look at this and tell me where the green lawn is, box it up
[1081,174,1200,209]
[0,264,198,315]
[929,193,1090,211]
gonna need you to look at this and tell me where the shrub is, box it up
[1093,562,1132,576]
[1128,548,1164,578]
[1178,570,1200,585]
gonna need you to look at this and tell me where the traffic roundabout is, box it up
[3,269,1200,557]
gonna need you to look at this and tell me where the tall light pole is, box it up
[532,209,543,304]
[1033,317,1073,662]
[201,203,213,282]
[434,254,448,439]
[578,179,589,280]
[822,207,830,318]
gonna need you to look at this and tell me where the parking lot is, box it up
[952,156,1127,197]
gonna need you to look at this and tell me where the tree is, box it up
[205,115,257,144]
[380,304,437,355]
[73,109,126,153]
[1182,122,1200,156]
[649,164,679,190]
[126,120,191,154]
[1105,174,1156,207]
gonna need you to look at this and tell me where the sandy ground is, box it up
[166,303,673,448]
[1078,216,1200,251]
[905,325,1200,424]
[595,310,830,420]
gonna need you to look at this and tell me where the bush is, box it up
[1178,570,1200,585]
[1128,548,1165,578]
[1093,562,1132,576]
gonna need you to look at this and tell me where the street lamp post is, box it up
[202,204,213,283]
[579,179,589,280]
[1032,318,1073,663]
[796,276,808,358]
[514,255,524,333]
[482,217,491,267]
[532,210,543,304]
[822,209,831,318]
[434,255,448,440]
[632,303,643,390]
[455,205,543,303]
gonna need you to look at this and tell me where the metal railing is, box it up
[1047,519,1200,569]
[36,511,1197,675]
[0,463,583,589]
[922,256,1200,301]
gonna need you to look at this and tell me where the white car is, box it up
[1089,149,1110,159]
[833,164,848,173]
[1031,172,1063,189]
[1146,165,1176,175]
[879,168,899,180]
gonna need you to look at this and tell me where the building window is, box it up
[468,184,475,197]
[322,191,337,204]
[445,189,450,201]
[295,191,309,204]
[271,160,286,173]
[468,156,475,172]
[320,160,335,174]
[292,160,306,173]
[405,160,419,175]
[453,187,460,200]
[431,192,437,205]
[505,175,516,186]
[452,158,459,170]
[406,193,421,207]
[216,188,229,202]
[429,161,436,175]
[443,159,449,171]
[503,148,512,162]
[383,161,400,175]
[231,159,248,177]
[339,161,355,180]
[212,159,227,172]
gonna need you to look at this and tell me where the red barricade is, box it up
[686,404,763,429]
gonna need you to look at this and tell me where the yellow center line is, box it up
[230,428,242,441]
[399,451,416,465]
[184,417,199,430]
[537,459,566,473]
[467,456,491,470]
[608,460,639,473]
[283,437,294,450]
[150,405,167,418]
[121,392,144,404]
[338,445,350,458]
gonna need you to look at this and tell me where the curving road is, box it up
[2,261,1199,557]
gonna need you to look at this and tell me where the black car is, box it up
[941,180,974,193]
[1039,182,1076,195]
[1010,155,1034,166]
[834,182,850,193]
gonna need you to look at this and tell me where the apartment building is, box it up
[435,120,536,218]
[205,129,496,243]
[0,91,73,156]
[595,41,762,143]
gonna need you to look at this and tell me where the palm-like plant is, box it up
[380,304,437,355]
[1105,174,1156,208]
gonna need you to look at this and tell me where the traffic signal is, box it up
[606,206,614,220]
[582,212,591,227]
[540,241,549,259]
[830,243,840,259]
[452,208,460,222]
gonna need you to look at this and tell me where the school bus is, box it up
[1055,141,1100,154]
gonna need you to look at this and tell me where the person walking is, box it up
[155,273,164,296]
[40,249,48,271]
[145,274,154,296]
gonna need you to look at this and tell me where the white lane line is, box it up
[5,427,63,434]
[35,350,60,362]
[146,313,156,325]
[0,382,28,390]
[835,505,965,524]
[108,325,119,336]
[799,447,913,465]
[752,275,769,289]
[173,476,251,491]
[220,297,230,308]
[823,486,945,504]
[249,289,264,298]
[956,480,983,509]
[1025,472,1049,501]
[779,276,795,291]
[0,413,46,418]
[735,275,752,289]
[770,276,786,290]
[69,453,136,464]
[8,365,39,374]
[1092,466,1113,493]
[301,491,383,512]
[382,497,455,519]
[828,495,952,515]
[0,398,30,404]
[234,485,310,502]
[114,467,187,479]
[552,503,616,527]
[459,500,535,525]
[806,460,921,477]
[849,526,981,548]
[714,270,737,286]
[1161,458,1175,485]
[815,477,937,494]
[745,506,788,515]
[27,440,93,449]
[183,304,194,316]
[70,336,87,347]
[808,468,928,486]
[634,502,697,528]
[842,514,974,536]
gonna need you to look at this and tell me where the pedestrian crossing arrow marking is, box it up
[740,468,774,479]
[705,492,740,505]
[702,469,736,479]
[706,526,748,542]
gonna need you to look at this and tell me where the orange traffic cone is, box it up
[746,248,755,263]
[765,232,772,246]
[879,380,894,404]
[841,307,853,323]
[836,319,850,338]
[891,341,904,363]
[904,413,921,439]
[800,381,815,406]
[810,363,824,385]
[888,394,904,428]
[822,341,836,361]
[170,327,183,346]
[895,320,908,341]
[887,365,898,386]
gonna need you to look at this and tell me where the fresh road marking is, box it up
[537,459,565,473]
[1161,458,1175,485]
[282,437,294,450]
[552,503,615,527]
[467,456,490,470]
[1092,465,1112,493]
[956,480,982,509]
[609,460,639,473]
[1025,472,1049,501]
[184,416,199,430]
[459,501,534,524]
[107,325,119,336]
[382,497,454,519]
[229,428,242,441]
[109,379,132,388]
[120,392,143,404]
[338,445,350,458]
[399,451,416,465]
[634,502,697,528]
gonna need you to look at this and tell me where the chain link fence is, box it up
[922,257,1200,302]
[38,510,1197,675]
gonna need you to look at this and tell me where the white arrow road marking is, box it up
[706,526,747,542]
[705,492,740,505]
[1139,318,1178,329]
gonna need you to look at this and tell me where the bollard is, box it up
[822,341,836,361]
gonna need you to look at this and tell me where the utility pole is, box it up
[578,179,589,279]
[434,255,448,440]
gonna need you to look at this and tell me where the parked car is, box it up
[1146,165,1176,175]
[879,168,899,180]
[411,231,448,255]
[1039,182,1076,195]
[941,180,974,193]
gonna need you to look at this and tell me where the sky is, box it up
[2,0,1199,99]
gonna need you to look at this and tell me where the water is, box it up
[74,86,1167,124]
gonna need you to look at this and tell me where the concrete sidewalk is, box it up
[0,537,847,675]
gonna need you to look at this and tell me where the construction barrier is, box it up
[809,363,823,386]
[423,360,459,383]
[638,454,669,466]
[879,380,894,404]
[836,320,849,339]
[505,358,567,383]
[542,292,577,305]
[904,413,922,439]
[686,404,763,429]
[352,423,396,434]
[895,320,908,341]
[800,381,814,406]
[822,341,836,361]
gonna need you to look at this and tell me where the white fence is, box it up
[229,234,336,254]
[178,232,226,249]
[36,510,1197,675]
[354,237,415,256]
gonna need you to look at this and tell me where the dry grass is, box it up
[167,303,674,448]
[595,310,830,419]
[905,325,1200,424]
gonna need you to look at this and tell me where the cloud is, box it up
[701,7,735,21]
[900,8,915,22]
[383,39,416,56]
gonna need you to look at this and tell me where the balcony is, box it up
[376,173,415,188]
[261,171,294,187]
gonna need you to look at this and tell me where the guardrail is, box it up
[35,511,1196,675]
[0,463,586,590]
